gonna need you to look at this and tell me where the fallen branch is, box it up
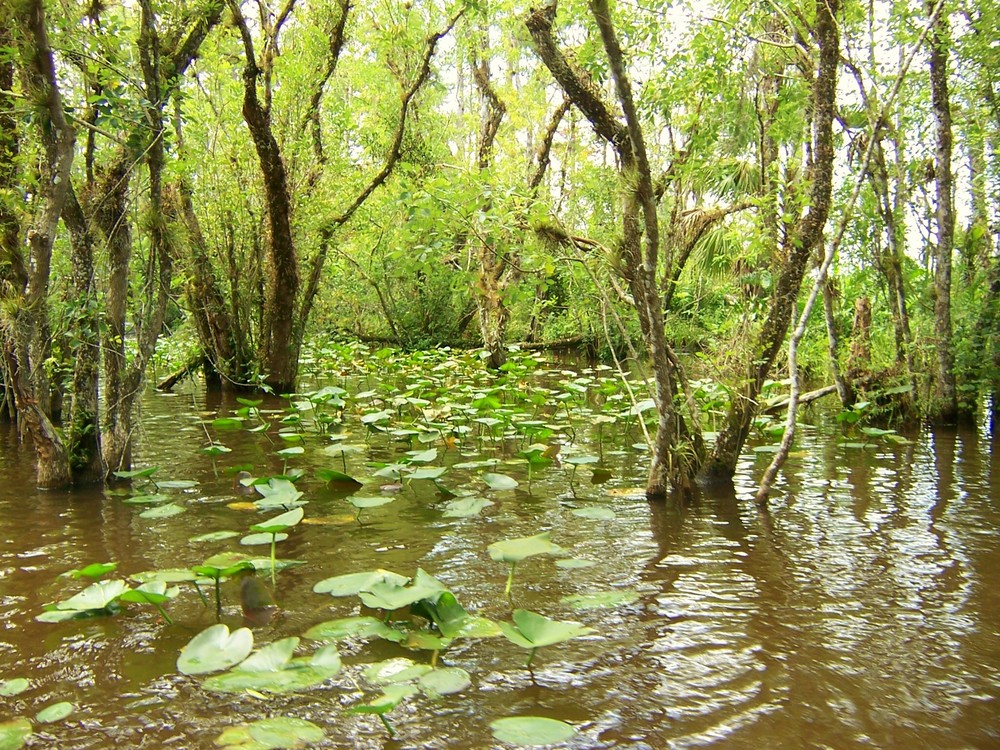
[761,384,838,414]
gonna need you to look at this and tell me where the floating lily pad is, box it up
[442,497,494,518]
[65,562,117,579]
[483,472,519,491]
[498,609,594,650]
[177,624,254,676]
[415,667,470,697]
[303,616,404,643]
[315,469,362,486]
[358,569,447,611]
[312,569,408,597]
[348,496,395,510]
[348,684,418,716]
[241,532,289,546]
[139,502,187,519]
[215,716,325,750]
[121,494,169,505]
[555,558,597,569]
[559,590,640,610]
[56,579,130,611]
[363,658,432,685]
[34,702,73,724]
[189,530,240,543]
[157,480,198,489]
[409,466,447,480]
[0,718,32,750]
[490,716,578,746]
[488,532,561,563]
[0,678,29,697]
[570,506,616,520]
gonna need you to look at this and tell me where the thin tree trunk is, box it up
[927,0,959,422]
[702,0,840,484]
[822,276,852,406]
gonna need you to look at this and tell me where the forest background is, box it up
[0,0,997,498]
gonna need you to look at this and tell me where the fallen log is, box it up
[156,355,205,391]
[762,384,838,414]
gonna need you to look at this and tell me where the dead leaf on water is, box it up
[302,514,356,526]
[226,501,258,511]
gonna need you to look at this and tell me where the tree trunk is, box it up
[700,0,840,483]
[927,0,959,423]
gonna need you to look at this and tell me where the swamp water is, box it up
[0,350,998,749]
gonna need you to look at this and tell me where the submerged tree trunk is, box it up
[701,0,840,484]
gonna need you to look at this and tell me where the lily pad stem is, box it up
[505,562,516,598]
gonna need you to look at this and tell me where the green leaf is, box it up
[483,472,519,491]
[34,702,73,724]
[250,507,304,533]
[121,494,169,505]
[241,532,288,546]
[488,532,561,563]
[65,562,118,579]
[409,466,447,480]
[348,496,395,510]
[177,623,254,675]
[157,480,198,489]
[559,590,640,610]
[442,496,494,517]
[0,678,29,697]
[303,616,404,643]
[409,448,438,463]
[554,558,596,569]
[212,417,243,430]
[139,502,187,519]
[275,447,305,458]
[315,469,362,486]
[112,466,158,479]
[348,684,418,715]
[564,455,599,466]
[358,569,447,611]
[571,506,616,521]
[189,530,240,543]
[418,667,471,697]
[498,609,594,649]
[489,716,578,746]
[362,658,432,685]
[55,579,130,611]
[312,570,408,597]
[119,581,179,605]
[215,717,324,750]
[238,637,299,672]
[0,718,32,750]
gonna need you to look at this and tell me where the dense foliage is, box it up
[0,0,998,495]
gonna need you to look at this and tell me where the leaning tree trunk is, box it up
[700,0,840,484]
[229,0,301,394]
[927,0,959,423]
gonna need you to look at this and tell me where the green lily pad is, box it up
[488,532,562,563]
[189,530,240,543]
[121,494,169,505]
[139,502,187,519]
[0,678,29,697]
[119,581,179,605]
[348,496,395,510]
[312,569,408,597]
[251,508,304,534]
[409,466,447,480]
[65,562,118,579]
[241,532,289,546]
[34,702,73,724]
[570,506,616,521]
[315,469,362,486]
[483,472,519,491]
[303,616,404,643]
[0,718,32,750]
[363,658,432,685]
[348,684,418,715]
[158,480,198,489]
[177,623,254,675]
[113,466,158,479]
[442,497,494,517]
[555,558,596,569]
[56,579,130,611]
[498,609,595,650]
[358,569,447,611]
[409,448,438,463]
[417,667,471,697]
[215,716,325,750]
[559,590,640,610]
[490,716,578,746]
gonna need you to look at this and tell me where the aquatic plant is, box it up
[497,609,595,667]
[487,532,562,597]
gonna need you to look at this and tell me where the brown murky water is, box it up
[1,375,998,748]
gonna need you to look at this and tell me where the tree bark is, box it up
[700,0,840,484]
[927,0,959,423]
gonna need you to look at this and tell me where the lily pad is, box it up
[442,497,494,518]
[498,609,594,650]
[303,616,404,643]
[483,472,519,491]
[139,502,187,519]
[348,496,395,510]
[559,590,640,610]
[555,558,596,570]
[488,532,562,563]
[363,658,432,685]
[417,667,471,697]
[0,678,29,697]
[490,716,578,746]
[312,569,408,597]
[34,702,73,724]
[189,530,240,543]
[157,480,198,489]
[56,579,130,611]
[65,562,118,579]
[348,684,418,715]
[177,623,254,675]
[241,532,289,546]
[570,506,616,521]
[0,718,32,750]
[250,508,304,533]
[358,569,447,611]
[215,717,325,750]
